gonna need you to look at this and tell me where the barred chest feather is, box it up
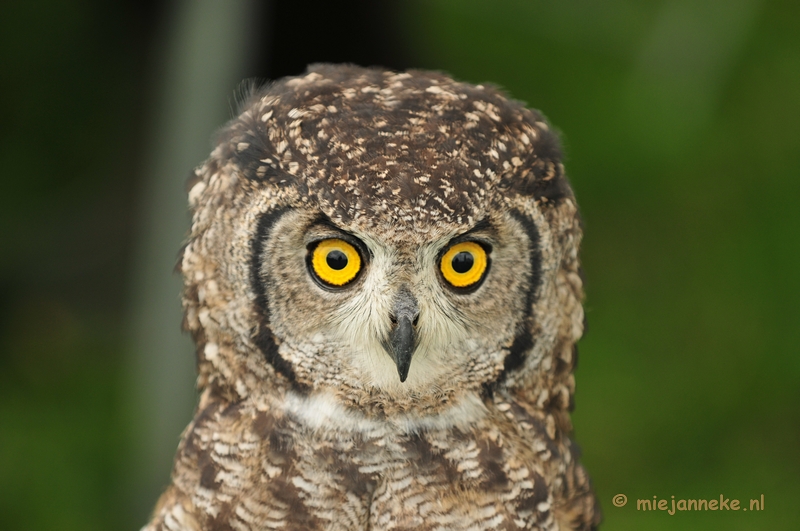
[146,387,596,531]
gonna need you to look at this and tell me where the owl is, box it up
[143,64,600,531]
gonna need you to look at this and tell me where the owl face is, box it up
[255,207,538,398]
[182,65,583,416]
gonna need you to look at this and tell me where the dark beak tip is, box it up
[388,314,416,384]
[397,364,410,383]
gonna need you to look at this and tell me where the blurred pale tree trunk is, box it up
[124,0,265,524]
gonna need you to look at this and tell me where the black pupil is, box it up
[452,251,474,273]
[326,250,348,270]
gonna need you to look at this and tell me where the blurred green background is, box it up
[0,1,797,530]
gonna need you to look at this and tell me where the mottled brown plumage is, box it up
[144,64,600,531]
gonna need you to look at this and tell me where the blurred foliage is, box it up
[0,1,156,530]
[0,0,798,530]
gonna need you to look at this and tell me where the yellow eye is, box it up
[440,241,488,288]
[310,238,362,287]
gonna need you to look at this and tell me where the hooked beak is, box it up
[384,287,419,383]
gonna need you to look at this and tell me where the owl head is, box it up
[180,65,584,419]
